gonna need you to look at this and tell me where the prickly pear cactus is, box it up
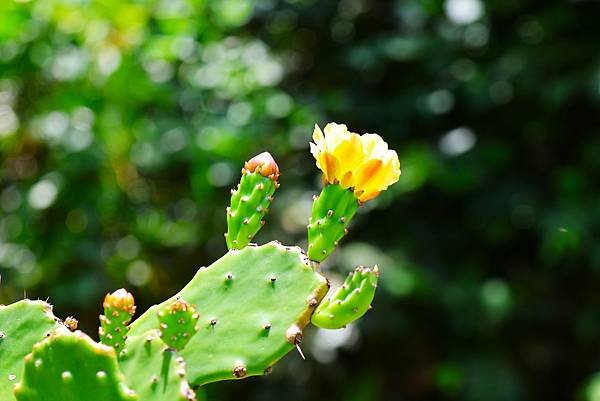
[0,300,62,398]
[99,289,136,353]
[0,123,401,400]
[13,329,137,401]
[312,266,379,329]
[119,332,196,401]
[128,242,329,385]
[157,300,200,351]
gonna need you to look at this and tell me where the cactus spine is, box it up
[226,152,280,250]
[307,184,359,262]
[99,289,136,353]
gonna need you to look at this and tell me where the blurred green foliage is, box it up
[1,0,600,400]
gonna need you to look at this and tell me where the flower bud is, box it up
[103,288,136,315]
[243,152,280,181]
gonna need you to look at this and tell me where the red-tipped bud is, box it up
[243,152,279,181]
[103,288,136,315]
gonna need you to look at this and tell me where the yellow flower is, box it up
[310,123,401,202]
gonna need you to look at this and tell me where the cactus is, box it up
[119,332,196,401]
[311,266,379,329]
[0,123,401,400]
[157,300,200,351]
[0,300,62,398]
[307,184,359,262]
[127,241,329,385]
[13,329,137,401]
[226,152,280,250]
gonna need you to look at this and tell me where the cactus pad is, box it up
[0,300,62,399]
[157,300,200,350]
[311,266,379,329]
[128,241,329,385]
[120,331,196,401]
[308,184,359,262]
[13,330,136,401]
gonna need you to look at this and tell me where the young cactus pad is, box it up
[226,152,279,250]
[157,300,200,350]
[119,332,196,401]
[311,266,379,329]
[308,184,359,262]
[128,241,329,385]
[99,288,136,352]
[0,300,62,400]
[13,330,137,401]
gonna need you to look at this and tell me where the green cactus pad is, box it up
[226,172,277,250]
[99,289,136,353]
[13,330,136,401]
[128,241,329,385]
[0,300,62,399]
[120,331,196,401]
[157,300,200,351]
[311,266,379,329]
[307,184,359,262]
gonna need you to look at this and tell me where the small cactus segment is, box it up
[226,152,280,250]
[157,300,200,351]
[119,332,196,401]
[13,330,137,401]
[128,241,329,385]
[0,300,62,400]
[308,184,359,262]
[311,266,379,329]
[99,288,136,353]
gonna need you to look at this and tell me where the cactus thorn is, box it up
[210,319,217,326]
[256,183,264,190]
[64,316,78,331]
[264,367,273,375]
[226,272,233,280]
[327,210,334,217]
[233,363,247,378]
[285,324,303,345]
[61,371,73,382]
[263,323,272,330]
[269,275,277,283]
[243,218,249,225]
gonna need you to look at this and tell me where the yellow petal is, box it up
[358,190,380,203]
[323,123,350,150]
[354,159,384,190]
[331,132,363,177]
[312,124,325,148]
[361,133,388,159]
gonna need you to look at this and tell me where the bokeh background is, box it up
[1,0,600,400]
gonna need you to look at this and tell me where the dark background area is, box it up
[1,0,600,400]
